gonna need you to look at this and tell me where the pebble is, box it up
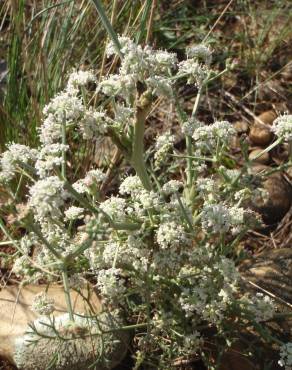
[233,120,249,133]
[249,123,272,146]
[255,110,277,126]
[251,165,292,224]
[248,149,270,164]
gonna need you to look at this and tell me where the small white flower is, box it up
[43,91,84,122]
[156,221,188,249]
[272,114,292,141]
[146,76,173,98]
[12,255,32,277]
[72,179,88,194]
[186,44,212,65]
[66,70,96,93]
[183,332,203,354]
[39,114,62,145]
[29,176,66,219]
[178,59,208,86]
[114,104,134,124]
[154,131,175,166]
[137,190,161,210]
[35,143,68,178]
[201,204,230,233]
[65,206,84,221]
[31,292,55,315]
[119,175,143,196]
[98,73,136,98]
[192,120,235,152]
[162,180,183,195]
[181,118,202,136]
[79,109,109,139]
[242,293,275,323]
[0,143,38,180]
[84,169,106,186]
[96,268,126,302]
[153,50,177,73]
[278,343,292,369]
[100,196,126,220]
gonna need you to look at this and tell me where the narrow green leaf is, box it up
[90,0,122,57]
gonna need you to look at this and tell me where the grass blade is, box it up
[90,0,122,57]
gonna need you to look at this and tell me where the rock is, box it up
[233,120,249,133]
[248,149,270,164]
[0,284,102,366]
[13,311,129,370]
[256,110,277,126]
[241,248,292,304]
[249,123,272,146]
[251,165,292,224]
[218,346,257,370]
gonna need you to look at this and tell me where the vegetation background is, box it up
[1,0,291,150]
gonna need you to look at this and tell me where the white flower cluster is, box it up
[31,292,55,315]
[154,131,175,166]
[183,332,203,354]
[73,169,105,194]
[181,118,202,136]
[192,120,235,152]
[186,44,212,65]
[96,268,126,303]
[114,104,134,125]
[119,175,143,196]
[79,109,109,139]
[162,180,183,195]
[66,69,96,93]
[179,252,239,323]
[103,36,177,99]
[100,196,127,220]
[35,143,68,178]
[178,59,209,86]
[196,177,218,203]
[136,190,161,212]
[43,92,84,125]
[28,176,66,220]
[178,44,212,86]
[241,293,275,323]
[12,255,32,277]
[279,343,292,370]
[145,76,173,98]
[120,176,162,216]
[83,169,106,186]
[65,206,84,221]
[0,143,38,181]
[272,114,292,141]
[201,203,246,234]
[18,233,40,257]
[40,70,109,151]
[156,221,188,249]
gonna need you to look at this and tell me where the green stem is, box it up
[61,115,66,179]
[59,172,141,231]
[29,223,64,261]
[131,92,152,191]
[176,193,193,231]
[62,269,75,322]
[0,218,20,251]
[249,137,282,162]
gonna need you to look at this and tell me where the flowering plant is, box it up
[0,37,291,369]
